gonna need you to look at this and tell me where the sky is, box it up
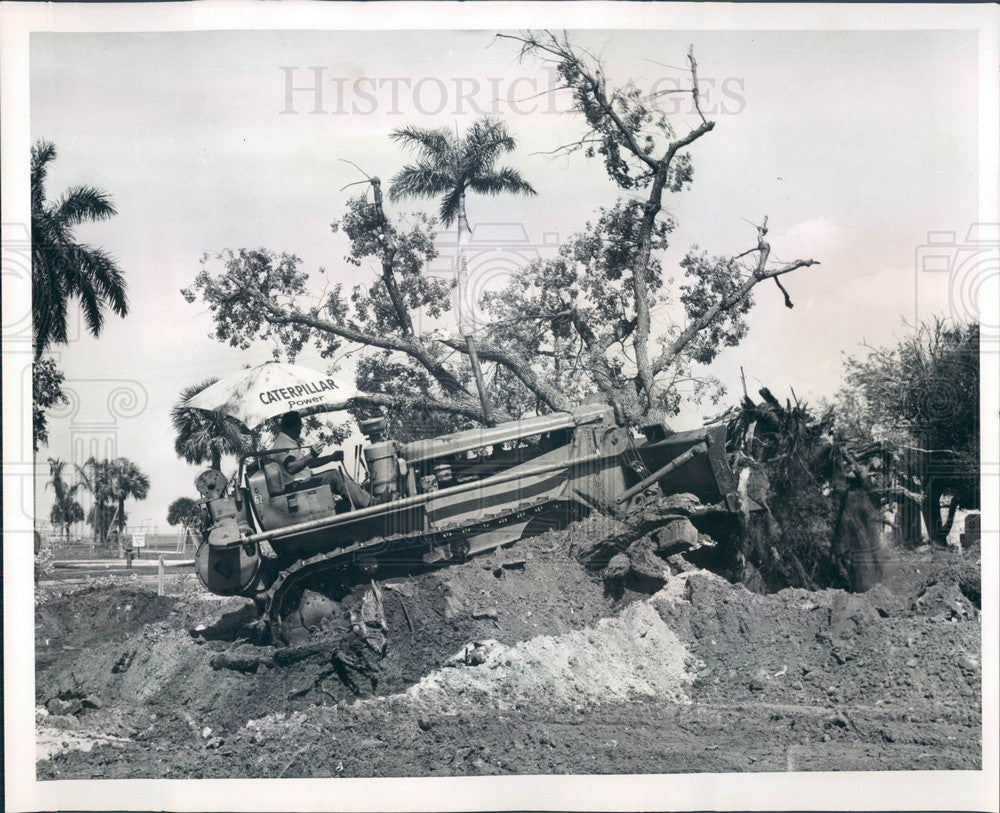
[29,27,981,530]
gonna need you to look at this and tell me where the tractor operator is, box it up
[270,411,372,509]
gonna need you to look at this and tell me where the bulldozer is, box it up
[193,401,741,642]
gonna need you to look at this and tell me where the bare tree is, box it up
[496,31,819,421]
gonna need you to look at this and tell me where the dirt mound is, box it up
[650,563,980,736]
[35,527,981,779]
[35,524,617,762]
[394,599,698,711]
[36,587,177,652]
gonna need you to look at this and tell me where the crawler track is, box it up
[261,501,558,643]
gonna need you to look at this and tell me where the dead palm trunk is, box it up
[456,190,493,424]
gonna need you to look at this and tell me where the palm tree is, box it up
[76,457,114,546]
[31,140,128,358]
[46,458,84,541]
[167,497,201,528]
[171,378,253,471]
[167,496,203,553]
[106,458,151,540]
[86,502,121,549]
[76,457,149,548]
[389,117,536,422]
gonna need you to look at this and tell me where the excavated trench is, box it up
[35,517,982,778]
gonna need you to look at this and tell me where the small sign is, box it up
[132,533,146,548]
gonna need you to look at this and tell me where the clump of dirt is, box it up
[571,494,722,597]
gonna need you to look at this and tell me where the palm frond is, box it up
[105,458,151,502]
[468,167,537,197]
[56,186,118,225]
[439,185,465,228]
[73,244,128,317]
[178,378,220,405]
[29,140,128,355]
[75,458,99,495]
[220,417,253,453]
[32,248,70,348]
[31,251,63,348]
[46,458,66,498]
[31,140,57,170]
[62,247,106,337]
[129,472,151,500]
[390,125,456,164]
[389,164,454,201]
[172,378,251,466]
[461,117,516,169]
[30,140,57,213]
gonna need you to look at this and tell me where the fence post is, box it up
[157,556,165,596]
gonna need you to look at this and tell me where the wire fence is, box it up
[36,529,197,559]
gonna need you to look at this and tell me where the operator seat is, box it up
[261,461,323,497]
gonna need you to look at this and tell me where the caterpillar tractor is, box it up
[193,402,741,643]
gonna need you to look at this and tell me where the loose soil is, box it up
[35,523,981,778]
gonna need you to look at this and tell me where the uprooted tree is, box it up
[182,31,819,436]
[573,384,886,598]
[728,389,884,592]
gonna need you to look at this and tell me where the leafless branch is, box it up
[687,44,708,126]
[531,136,604,159]
[339,159,372,180]
[773,276,794,308]
[651,217,818,374]
[339,179,371,192]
